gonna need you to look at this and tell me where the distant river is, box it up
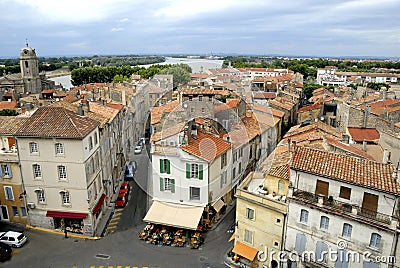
[49,57,224,90]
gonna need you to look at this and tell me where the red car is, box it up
[119,182,130,195]
[115,193,128,208]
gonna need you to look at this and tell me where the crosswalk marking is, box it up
[108,221,118,226]
[114,212,123,216]
[110,217,120,221]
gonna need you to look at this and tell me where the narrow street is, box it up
[0,144,236,267]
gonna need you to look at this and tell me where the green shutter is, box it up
[199,164,203,180]
[160,159,164,173]
[159,177,164,191]
[171,179,175,193]
[166,160,170,174]
[186,163,190,179]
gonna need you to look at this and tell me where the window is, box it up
[244,229,253,244]
[61,191,70,205]
[276,218,281,224]
[342,223,353,238]
[1,165,12,178]
[246,208,255,220]
[300,209,309,223]
[190,187,200,200]
[37,190,45,203]
[320,216,329,230]
[89,137,93,150]
[94,132,98,145]
[339,186,351,200]
[239,148,243,158]
[4,186,14,200]
[33,164,42,178]
[238,162,242,174]
[201,107,205,113]
[233,152,237,162]
[58,165,67,180]
[20,207,27,217]
[29,142,38,153]
[11,206,18,217]
[55,143,64,154]
[160,159,171,174]
[160,178,175,193]
[221,152,227,168]
[199,95,203,101]
[186,163,203,179]
[208,96,212,101]
[188,96,193,101]
[295,233,306,254]
[369,233,381,249]
[316,241,328,263]
[190,108,195,113]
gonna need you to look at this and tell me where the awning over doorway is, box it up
[93,194,106,214]
[232,241,258,261]
[229,232,236,242]
[46,211,88,219]
[212,199,225,212]
[143,200,204,230]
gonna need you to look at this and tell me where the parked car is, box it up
[0,242,11,262]
[124,161,136,181]
[119,181,130,195]
[115,193,128,208]
[134,144,142,154]
[0,231,27,248]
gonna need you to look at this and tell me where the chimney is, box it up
[342,134,350,144]
[78,104,84,116]
[81,99,90,112]
[382,149,389,164]
[287,138,291,152]
[362,139,367,151]
[381,87,387,100]
[363,105,370,128]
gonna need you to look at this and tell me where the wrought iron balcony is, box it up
[292,189,393,225]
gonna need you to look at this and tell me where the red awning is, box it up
[46,211,87,219]
[93,194,106,214]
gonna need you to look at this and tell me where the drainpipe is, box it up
[15,139,31,227]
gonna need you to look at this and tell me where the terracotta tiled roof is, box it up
[347,127,380,142]
[150,122,185,143]
[49,101,108,127]
[0,117,28,134]
[62,95,78,103]
[291,146,400,195]
[262,150,291,180]
[285,121,341,139]
[181,131,231,162]
[151,100,183,125]
[364,98,400,115]
[324,135,375,160]
[41,90,55,94]
[16,106,99,139]
[106,103,124,110]
[252,92,277,100]
[297,103,322,113]
[0,101,17,109]
[87,102,119,122]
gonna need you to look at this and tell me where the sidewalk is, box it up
[209,198,236,232]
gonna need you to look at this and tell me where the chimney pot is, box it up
[362,140,367,151]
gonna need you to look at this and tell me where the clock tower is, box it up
[19,42,42,94]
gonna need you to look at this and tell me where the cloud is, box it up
[0,0,399,57]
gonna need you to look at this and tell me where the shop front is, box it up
[231,241,259,267]
[46,211,88,235]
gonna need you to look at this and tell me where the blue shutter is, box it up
[7,165,12,178]
[0,165,3,177]
[335,250,349,268]
[315,241,328,263]
[295,233,306,254]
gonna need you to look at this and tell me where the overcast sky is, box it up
[1,0,399,58]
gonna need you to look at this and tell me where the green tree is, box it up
[303,83,322,100]
[159,65,191,88]
[0,109,18,116]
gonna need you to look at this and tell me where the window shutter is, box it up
[186,163,190,179]
[159,177,164,191]
[166,160,170,174]
[7,165,12,178]
[199,164,203,180]
[0,166,3,177]
[171,179,175,193]
[160,159,164,173]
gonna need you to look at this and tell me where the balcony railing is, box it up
[292,189,393,225]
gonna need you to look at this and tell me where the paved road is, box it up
[0,146,236,267]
